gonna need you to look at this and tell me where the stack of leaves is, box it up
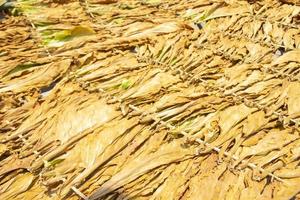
[1,0,300,199]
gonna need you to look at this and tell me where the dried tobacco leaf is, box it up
[1,0,300,199]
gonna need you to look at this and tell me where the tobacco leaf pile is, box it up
[1,0,300,199]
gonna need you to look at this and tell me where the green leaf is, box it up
[17,3,39,14]
[34,21,55,27]
[54,30,72,41]
[41,26,95,47]
[44,158,65,168]
[120,79,131,90]
[6,62,42,76]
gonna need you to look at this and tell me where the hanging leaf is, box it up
[2,1,300,200]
